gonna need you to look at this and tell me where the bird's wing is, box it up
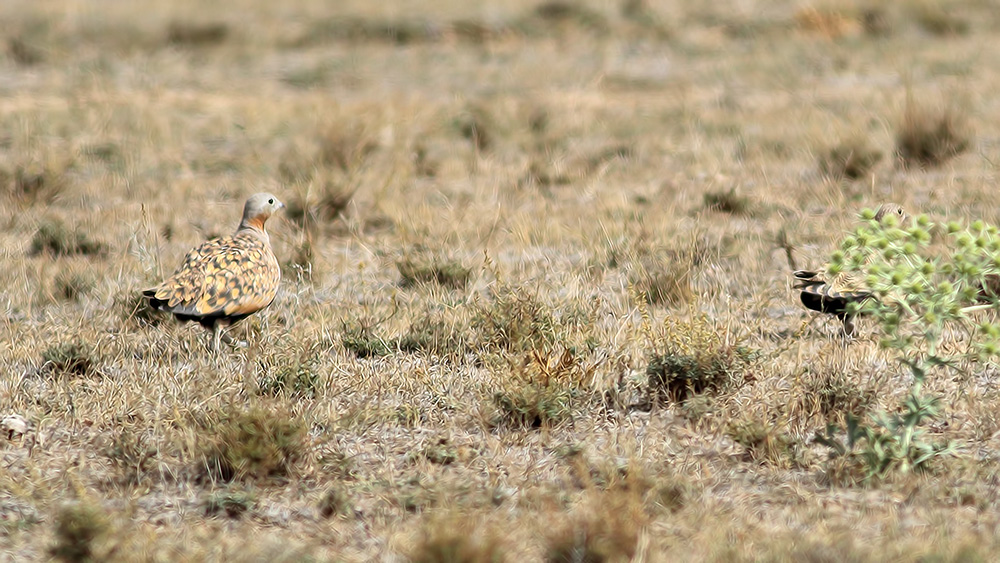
[826,271,871,298]
[792,270,824,288]
[150,234,280,318]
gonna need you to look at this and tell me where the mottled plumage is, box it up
[143,192,284,351]
[793,203,907,336]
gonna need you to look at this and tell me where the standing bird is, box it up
[143,193,284,352]
[792,203,907,336]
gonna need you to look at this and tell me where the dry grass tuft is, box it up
[318,485,354,519]
[455,105,494,153]
[543,489,647,563]
[203,489,257,519]
[819,140,884,180]
[794,7,861,40]
[703,187,751,215]
[7,37,43,66]
[797,368,876,421]
[256,356,321,399]
[297,17,443,47]
[861,7,893,36]
[285,179,355,229]
[491,350,593,430]
[316,121,379,173]
[2,159,70,206]
[645,316,752,403]
[283,232,321,283]
[30,220,107,257]
[106,427,157,486]
[517,2,611,37]
[895,99,972,168]
[727,418,798,466]
[49,501,111,563]
[632,267,693,307]
[398,313,469,358]
[341,317,394,358]
[407,512,507,563]
[472,284,560,354]
[115,290,166,327]
[198,408,307,482]
[628,234,718,307]
[166,21,229,46]
[397,253,472,290]
[913,4,969,36]
[620,0,672,39]
[42,341,98,378]
[53,270,94,302]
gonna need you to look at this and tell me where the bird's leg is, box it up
[211,323,223,354]
[219,325,248,349]
[841,315,856,338]
[220,331,244,348]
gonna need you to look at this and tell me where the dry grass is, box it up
[4,0,1000,560]
[895,97,973,168]
[819,139,884,180]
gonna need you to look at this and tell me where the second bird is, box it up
[792,203,907,336]
[142,192,284,352]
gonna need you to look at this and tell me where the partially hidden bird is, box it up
[792,203,907,336]
[143,192,284,352]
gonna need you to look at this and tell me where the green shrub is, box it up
[815,394,956,483]
[811,208,996,481]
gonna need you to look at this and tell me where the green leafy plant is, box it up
[812,209,1000,481]
[815,391,956,482]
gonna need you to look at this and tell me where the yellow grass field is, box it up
[3,0,1000,560]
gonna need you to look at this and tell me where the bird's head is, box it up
[873,203,907,226]
[240,192,285,232]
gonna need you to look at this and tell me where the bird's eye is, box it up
[268,198,274,204]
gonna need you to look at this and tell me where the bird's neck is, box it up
[237,217,269,243]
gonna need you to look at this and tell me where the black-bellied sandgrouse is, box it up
[143,192,284,352]
[792,203,907,336]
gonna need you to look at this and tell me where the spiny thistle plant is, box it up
[814,208,1000,480]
